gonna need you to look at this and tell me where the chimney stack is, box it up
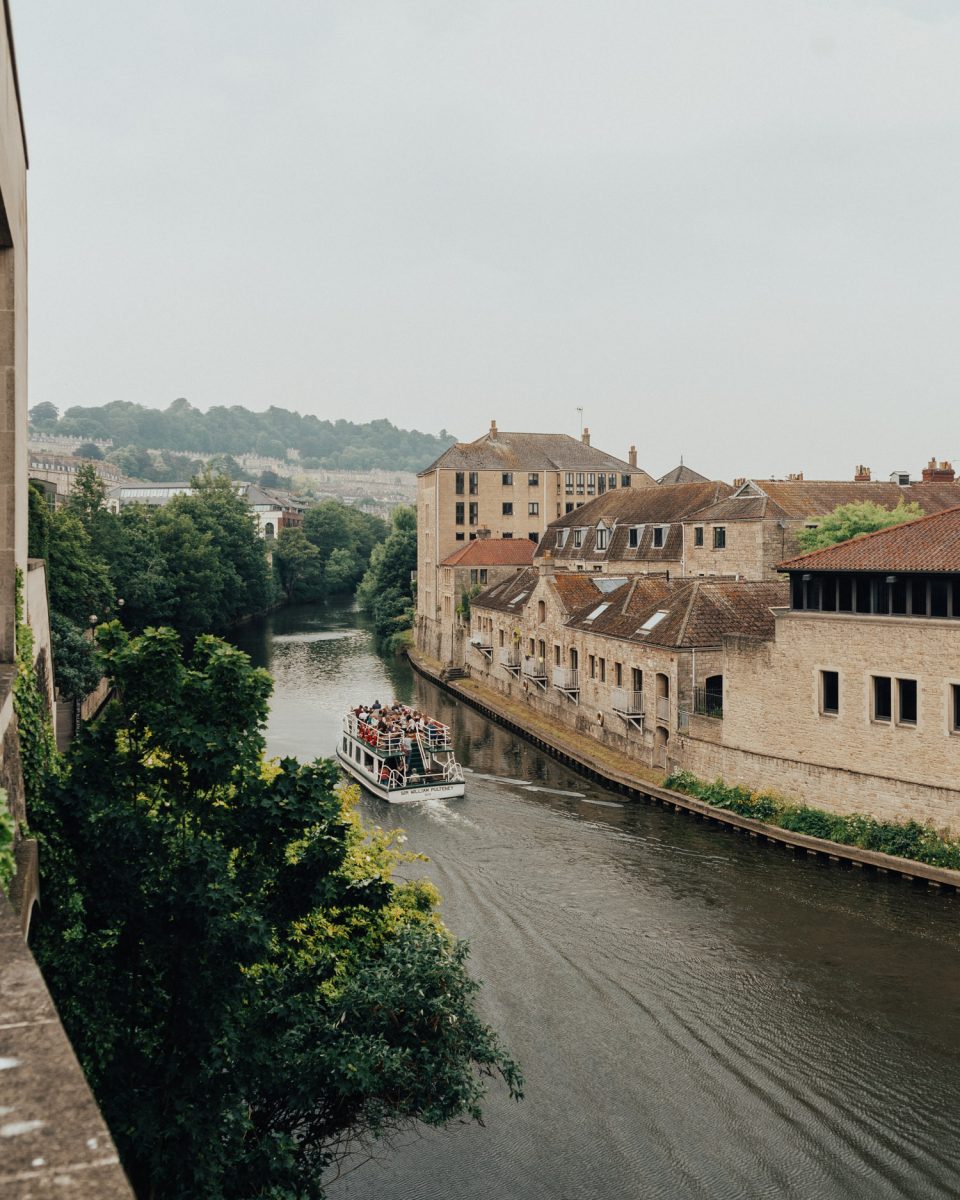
[489,419,498,438]
[628,445,637,468]
[538,551,556,577]
[581,427,590,446]
[854,464,872,482]
[787,472,804,482]
[921,456,955,483]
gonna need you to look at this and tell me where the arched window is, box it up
[264,521,275,539]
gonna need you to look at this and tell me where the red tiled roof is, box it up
[778,505,960,573]
[441,539,536,567]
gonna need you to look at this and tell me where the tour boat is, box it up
[336,704,466,803]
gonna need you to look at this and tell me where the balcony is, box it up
[522,657,547,690]
[611,688,645,730]
[693,685,723,719]
[470,637,493,661]
[499,647,521,676]
[553,667,580,700]
[656,695,670,723]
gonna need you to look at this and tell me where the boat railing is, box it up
[348,712,453,756]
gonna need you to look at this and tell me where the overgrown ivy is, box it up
[0,789,13,890]
[12,568,59,815]
[664,769,960,870]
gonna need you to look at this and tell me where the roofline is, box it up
[777,502,960,571]
[4,1,28,168]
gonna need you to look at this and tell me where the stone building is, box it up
[416,420,654,640]
[677,504,960,831]
[534,480,732,576]
[104,480,305,538]
[467,560,785,771]
[29,449,125,499]
[680,468,960,581]
[421,536,535,665]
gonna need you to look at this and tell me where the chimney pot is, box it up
[921,456,955,484]
[628,445,637,468]
[581,427,590,446]
[854,464,872,482]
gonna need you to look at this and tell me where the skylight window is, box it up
[636,610,668,635]
[583,602,611,623]
[508,592,529,606]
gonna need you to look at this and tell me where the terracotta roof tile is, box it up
[691,479,960,523]
[778,505,960,573]
[441,539,536,567]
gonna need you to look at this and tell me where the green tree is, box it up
[273,526,325,601]
[795,499,924,553]
[46,510,113,626]
[324,545,358,592]
[27,480,52,561]
[31,624,520,1199]
[49,613,101,700]
[357,506,417,647]
[74,441,104,460]
[29,400,59,426]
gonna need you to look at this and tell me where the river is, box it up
[234,600,960,1200]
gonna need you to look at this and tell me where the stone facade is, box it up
[417,422,653,635]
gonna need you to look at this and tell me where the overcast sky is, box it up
[13,1,960,480]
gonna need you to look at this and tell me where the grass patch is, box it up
[663,770,960,871]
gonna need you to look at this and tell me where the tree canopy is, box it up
[794,499,924,553]
[32,397,456,473]
[31,624,520,1199]
[356,505,417,649]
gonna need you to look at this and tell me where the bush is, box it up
[663,770,960,870]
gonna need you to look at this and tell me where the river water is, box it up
[234,601,960,1200]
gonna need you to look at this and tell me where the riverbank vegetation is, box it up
[356,505,417,651]
[31,468,392,689]
[28,622,520,1199]
[664,770,960,870]
[30,397,456,473]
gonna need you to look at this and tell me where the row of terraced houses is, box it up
[416,426,960,833]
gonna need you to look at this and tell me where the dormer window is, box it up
[596,525,608,551]
[573,528,584,549]
[628,525,644,549]
[557,529,569,548]
[652,525,667,549]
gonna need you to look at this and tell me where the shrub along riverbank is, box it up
[664,770,960,870]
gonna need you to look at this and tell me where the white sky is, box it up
[13,0,960,480]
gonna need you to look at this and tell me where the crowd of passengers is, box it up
[350,702,449,785]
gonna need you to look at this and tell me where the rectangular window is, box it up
[470,569,478,585]
[609,474,617,489]
[565,472,574,493]
[576,473,585,493]
[528,502,539,515]
[597,474,606,494]
[573,529,583,548]
[872,676,892,722]
[557,529,568,548]
[528,531,538,542]
[502,502,513,516]
[469,472,478,495]
[653,526,665,549]
[599,658,606,683]
[528,637,535,656]
[821,670,839,716]
[455,472,465,495]
[469,502,478,525]
[589,654,596,679]
[632,667,643,693]
[528,473,539,486]
[713,527,726,549]
[554,644,561,666]
[499,628,504,646]
[565,503,574,513]
[628,527,640,549]
[621,474,631,488]
[897,678,918,726]
[587,473,595,494]
[502,532,513,539]
[694,526,704,547]
[455,532,465,541]
[480,569,488,584]
[455,502,464,525]
[952,684,960,732]
[596,528,608,550]
[615,662,623,687]
[502,472,513,486]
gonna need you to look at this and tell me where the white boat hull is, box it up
[336,747,465,803]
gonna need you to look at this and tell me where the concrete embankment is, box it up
[408,649,960,894]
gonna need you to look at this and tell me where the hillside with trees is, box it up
[29,398,456,473]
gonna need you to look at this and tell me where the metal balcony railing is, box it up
[553,667,580,692]
[498,647,521,670]
[523,657,547,679]
[656,695,670,722]
[611,688,644,716]
[693,686,723,719]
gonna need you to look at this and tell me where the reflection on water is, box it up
[236,601,960,1200]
